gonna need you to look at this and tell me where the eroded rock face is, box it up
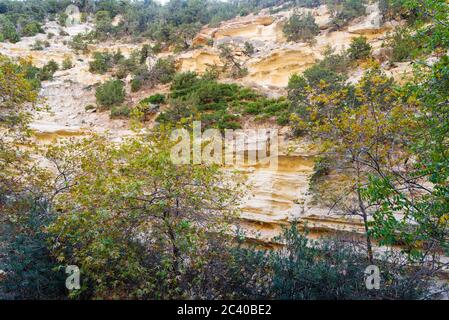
[233,134,369,242]
[215,15,278,41]
[178,48,224,73]
[245,46,317,87]
[179,2,398,89]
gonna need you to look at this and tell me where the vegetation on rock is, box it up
[95,79,125,108]
[348,36,372,60]
[283,12,320,43]
[157,72,291,129]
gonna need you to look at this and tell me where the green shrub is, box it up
[89,51,113,74]
[81,12,88,23]
[300,47,351,86]
[327,0,367,28]
[234,223,432,299]
[203,66,220,80]
[160,73,289,129]
[85,104,96,111]
[151,42,162,54]
[30,40,44,51]
[45,60,59,73]
[303,63,346,89]
[112,49,125,64]
[116,58,139,78]
[287,49,352,135]
[150,57,176,85]
[8,31,20,43]
[130,78,142,92]
[196,81,237,105]
[110,105,131,118]
[95,10,113,34]
[96,79,126,108]
[170,72,200,95]
[130,57,176,90]
[139,44,151,64]
[276,113,290,125]
[40,60,59,81]
[58,12,68,26]
[319,46,351,73]
[287,73,308,119]
[310,156,331,188]
[243,41,255,56]
[0,16,20,43]
[348,36,372,60]
[283,12,320,42]
[140,94,166,105]
[379,0,410,21]
[223,223,438,300]
[231,66,249,79]
[21,22,44,37]
[62,56,73,70]
[69,33,89,52]
[114,66,128,79]
[0,201,65,299]
[21,62,42,89]
[384,27,419,62]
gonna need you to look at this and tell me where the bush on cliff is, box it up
[348,36,372,60]
[95,79,126,108]
[283,12,320,43]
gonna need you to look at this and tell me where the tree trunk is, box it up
[168,224,180,273]
[357,188,374,264]
[355,159,374,264]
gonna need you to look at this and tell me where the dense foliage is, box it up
[0,0,333,48]
[157,72,291,129]
[363,0,449,260]
[283,12,320,42]
[95,79,126,108]
[286,0,449,266]
[0,0,70,42]
[383,27,421,62]
[0,201,65,299]
[0,0,378,50]
[0,55,62,299]
[236,224,434,299]
[348,36,372,60]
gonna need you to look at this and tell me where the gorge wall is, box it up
[0,2,411,245]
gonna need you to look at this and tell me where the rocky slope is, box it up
[180,3,410,89]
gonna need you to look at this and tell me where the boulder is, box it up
[314,5,333,30]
